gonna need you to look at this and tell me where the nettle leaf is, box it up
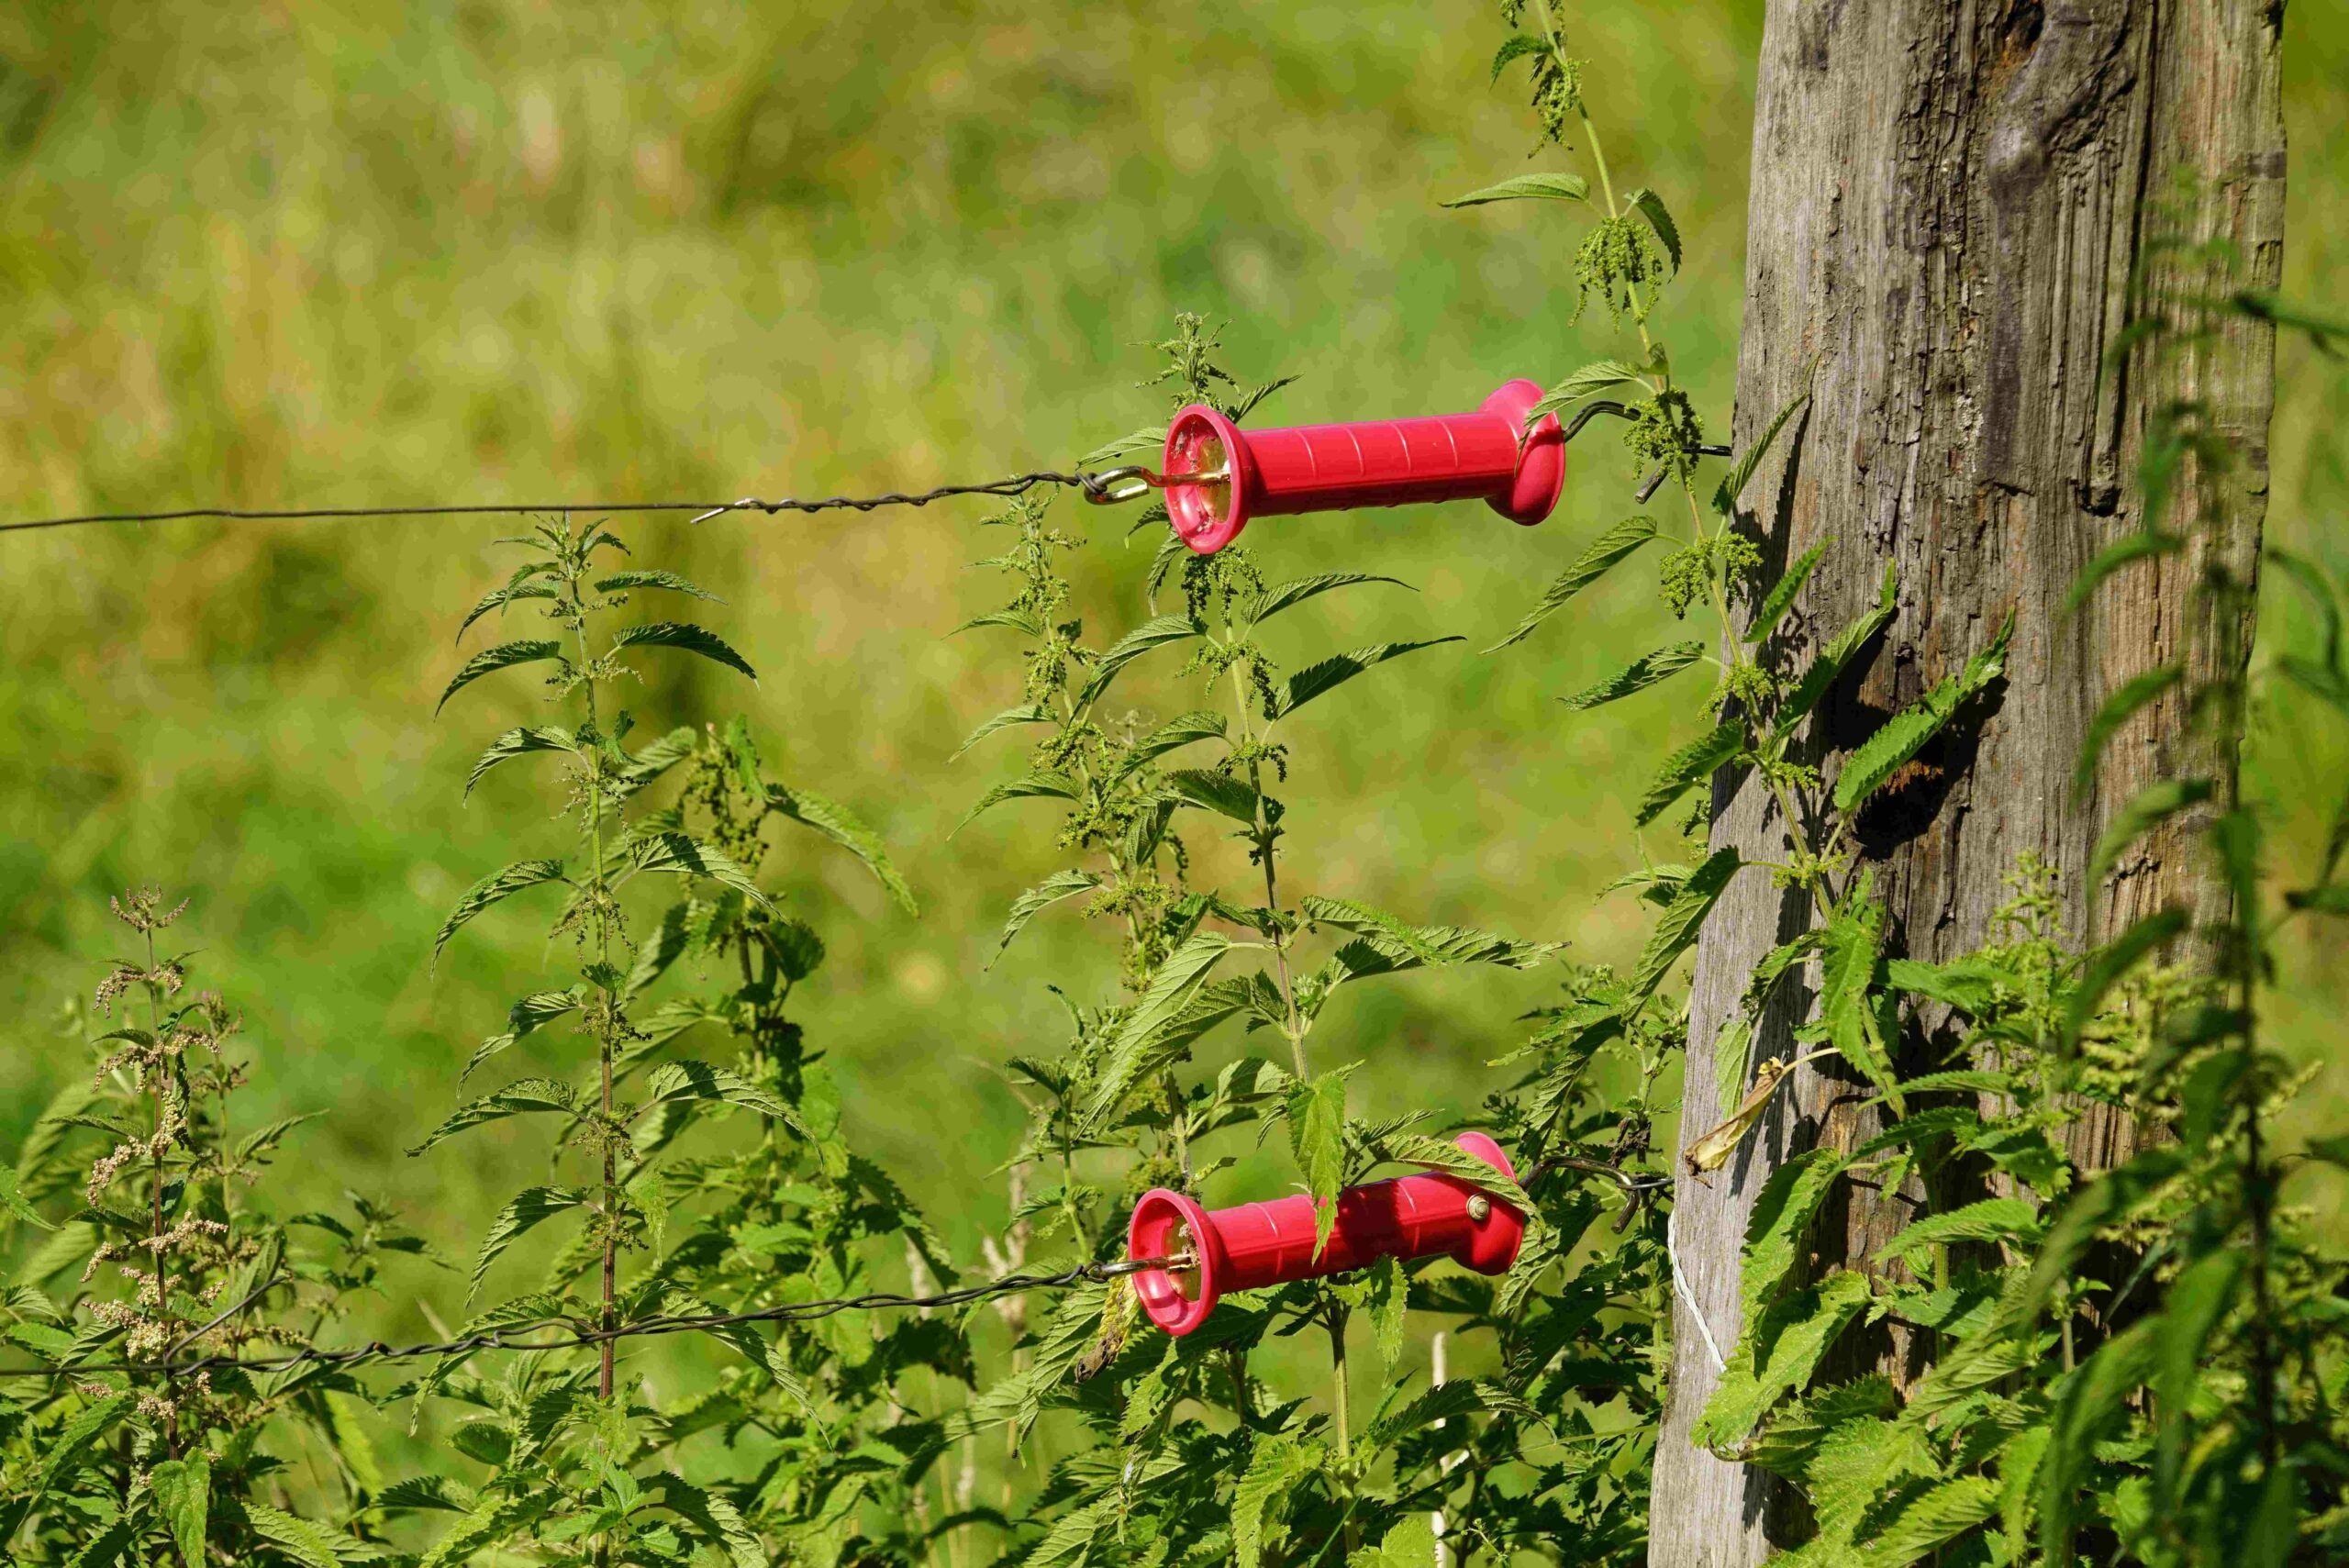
[1693,1270,1872,1451]
[607,620,757,684]
[1630,848,1743,1005]
[614,725,698,798]
[1083,932,1237,1129]
[1079,613,1201,705]
[437,639,564,713]
[1831,616,2013,813]
[1623,186,1681,272]
[1363,1254,1407,1372]
[1119,709,1228,776]
[468,1186,584,1300]
[1777,562,1897,736]
[991,870,1101,966]
[1275,639,1462,718]
[456,564,557,641]
[623,903,694,1003]
[954,606,1044,638]
[644,1473,769,1568]
[1231,1435,1326,1568]
[1442,171,1588,206]
[464,726,577,797]
[1163,767,1262,824]
[433,859,569,962]
[952,770,1080,836]
[630,832,774,910]
[1713,367,1815,517]
[2076,663,2183,793]
[954,703,1052,759]
[1875,1196,2043,1268]
[1742,1149,1852,1307]
[1286,1068,1353,1255]
[1869,1474,1999,1562]
[1363,1379,1533,1448]
[1486,517,1658,652]
[1302,895,1558,972]
[406,1078,579,1156]
[594,569,721,603]
[1377,1132,1532,1214]
[149,1456,210,1564]
[766,783,917,913]
[0,1165,51,1231]
[1245,573,1408,628]
[1526,360,1645,425]
[1746,539,1831,644]
[1560,640,1706,712]
[642,1060,799,1129]
[1815,882,1898,1104]
[2089,775,2213,883]
[1636,721,1742,827]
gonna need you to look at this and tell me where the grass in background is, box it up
[1,0,2342,1352]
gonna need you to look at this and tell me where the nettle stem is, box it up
[1228,657,1308,1076]
[568,544,619,1409]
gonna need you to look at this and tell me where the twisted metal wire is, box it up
[0,1261,1126,1383]
[0,472,1105,537]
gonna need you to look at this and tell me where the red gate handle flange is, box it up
[1125,1131,1525,1337]
[1160,381,1565,556]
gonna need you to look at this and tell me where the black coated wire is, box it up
[0,472,1100,537]
[0,1262,1129,1382]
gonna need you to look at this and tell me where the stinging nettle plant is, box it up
[394,515,955,1564]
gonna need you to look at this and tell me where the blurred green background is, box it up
[2,0,2343,1354]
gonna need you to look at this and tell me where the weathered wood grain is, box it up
[1649,4,2285,1562]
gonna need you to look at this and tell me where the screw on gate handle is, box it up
[1122,1131,1525,1337]
[1130,379,1565,556]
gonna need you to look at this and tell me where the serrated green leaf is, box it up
[1245,573,1408,628]
[150,1456,210,1564]
[455,565,557,641]
[1362,1379,1533,1448]
[1693,1271,1871,1451]
[437,639,563,713]
[1275,639,1462,718]
[1713,367,1815,517]
[468,1185,584,1301]
[952,770,1080,836]
[244,1499,351,1567]
[1776,562,1897,736]
[953,703,1052,759]
[629,832,774,910]
[1831,617,2012,813]
[1302,896,1558,972]
[1442,172,1588,206]
[1746,539,1831,644]
[1636,722,1742,827]
[764,784,917,913]
[990,871,1100,966]
[594,569,721,602]
[463,725,576,797]
[1162,767,1261,823]
[1628,847,1742,1002]
[1742,1149,1851,1307]
[1623,186,1681,272]
[1083,932,1236,1129]
[406,1078,578,1156]
[1286,1069,1352,1256]
[1560,640,1705,712]
[1079,613,1201,705]
[0,1165,51,1231]
[608,621,757,681]
[1232,1435,1326,1568]
[1119,709,1228,776]
[433,859,568,962]
[1486,517,1658,651]
[1525,361,1645,426]
[1874,1196,2043,1267]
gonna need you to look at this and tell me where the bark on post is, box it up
[1650,4,2286,1563]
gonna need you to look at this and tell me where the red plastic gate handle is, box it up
[1160,380,1565,556]
[1125,1131,1525,1337]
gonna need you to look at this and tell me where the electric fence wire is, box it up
[0,1255,1179,1384]
[0,471,1109,537]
